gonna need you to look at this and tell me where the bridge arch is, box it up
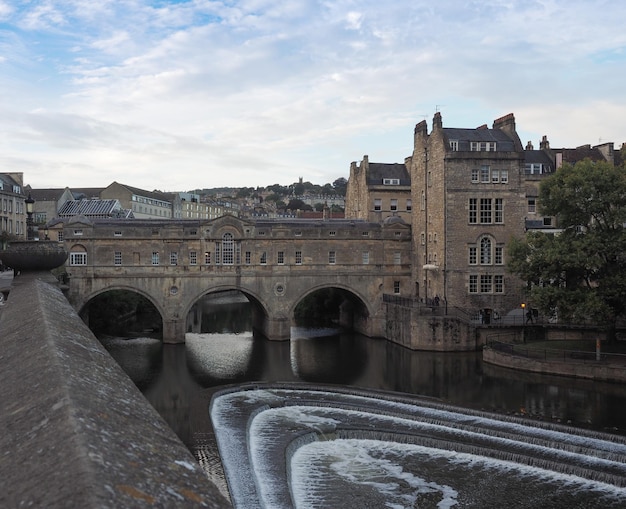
[77,285,165,338]
[183,285,273,338]
[290,283,376,335]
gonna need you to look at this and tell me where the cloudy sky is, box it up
[0,0,624,192]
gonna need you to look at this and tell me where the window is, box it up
[421,191,425,210]
[190,251,197,265]
[114,231,122,237]
[528,198,536,213]
[394,252,401,265]
[70,252,87,265]
[543,217,553,226]
[393,281,400,294]
[469,275,478,293]
[170,252,178,265]
[494,275,504,293]
[57,231,64,242]
[469,198,477,223]
[390,199,398,211]
[480,275,493,293]
[383,178,400,185]
[295,251,302,265]
[362,251,369,264]
[152,252,160,265]
[480,165,490,183]
[329,251,336,264]
[222,233,234,265]
[525,163,544,175]
[260,252,267,265]
[495,246,504,265]
[114,251,122,265]
[480,198,492,223]
[406,199,412,211]
[329,231,336,236]
[480,237,492,264]
[471,141,496,151]
[374,199,382,211]
[491,170,500,183]
[74,229,83,236]
[495,198,503,223]
[277,251,284,264]
[469,246,477,265]
[204,251,211,264]
[245,251,251,264]
[471,169,479,183]
[449,140,458,151]
[420,232,425,245]
[500,170,509,183]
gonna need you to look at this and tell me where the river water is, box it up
[98,296,626,453]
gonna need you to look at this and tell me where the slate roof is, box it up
[443,128,517,151]
[366,163,410,185]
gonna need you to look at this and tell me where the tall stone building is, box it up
[409,112,528,318]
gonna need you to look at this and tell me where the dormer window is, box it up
[449,140,458,151]
[470,141,496,152]
[383,178,400,185]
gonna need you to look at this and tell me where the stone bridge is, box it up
[63,215,412,342]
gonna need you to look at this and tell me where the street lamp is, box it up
[25,192,34,241]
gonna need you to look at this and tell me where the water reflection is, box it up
[99,297,626,452]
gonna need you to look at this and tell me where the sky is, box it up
[0,0,625,192]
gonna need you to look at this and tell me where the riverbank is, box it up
[483,339,626,383]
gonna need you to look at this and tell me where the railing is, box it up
[486,340,626,365]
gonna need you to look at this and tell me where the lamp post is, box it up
[25,193,35,241]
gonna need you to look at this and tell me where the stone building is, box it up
[345,155,412,224]
[0,173,27,241]
[409,112,529,319]
[101,182,173,219]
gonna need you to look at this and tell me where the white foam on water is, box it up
[186,333,254,379]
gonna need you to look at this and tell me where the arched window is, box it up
[480,236,492,265]
[222,232,234,265]
[69,245,87,266]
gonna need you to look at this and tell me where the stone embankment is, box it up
[0,272,231,508]
[483,343,626,383]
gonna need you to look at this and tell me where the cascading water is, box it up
[207,383,626,509]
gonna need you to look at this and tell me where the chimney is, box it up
[540,135,550,150]
[492,113,516,132]
[525,141,534,150]
[432,112,442,130]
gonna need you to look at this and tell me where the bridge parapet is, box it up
[0,272,230,507]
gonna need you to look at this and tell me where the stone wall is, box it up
[0,272,230,508]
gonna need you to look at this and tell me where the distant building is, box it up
[101,182,173,219]
[345,156,412,224]
[0,173,27,240]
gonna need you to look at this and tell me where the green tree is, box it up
[508,160,626,339]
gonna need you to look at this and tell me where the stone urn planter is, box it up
[0,240,68,271]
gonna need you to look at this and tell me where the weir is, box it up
[209,383,626,508]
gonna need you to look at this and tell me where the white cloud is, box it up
[0,0,625,190]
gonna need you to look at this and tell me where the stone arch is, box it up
[182,284,273,338]
[77,285,166,319]
[290,283,373,317]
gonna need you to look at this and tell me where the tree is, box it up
[333,177,348,196]
[508,160,626,339]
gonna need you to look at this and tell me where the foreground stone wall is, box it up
[0,272,230,508]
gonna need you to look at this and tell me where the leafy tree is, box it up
[508,160,626,339]
[333,177,348,196]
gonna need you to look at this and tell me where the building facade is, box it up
[0,173,27,241]
[345,155,412,224]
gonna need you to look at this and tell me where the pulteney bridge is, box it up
[63,215,412,342]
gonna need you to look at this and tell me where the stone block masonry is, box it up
[0,272,230,508]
